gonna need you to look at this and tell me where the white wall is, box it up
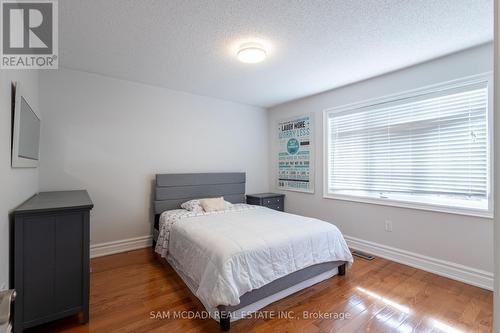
[38,69,269,246]
[0,70,39,289]
[269,43,494,285]
[493,1,499,329]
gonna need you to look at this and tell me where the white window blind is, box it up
[326,80,490,215]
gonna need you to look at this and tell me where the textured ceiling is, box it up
[59,0,493,107]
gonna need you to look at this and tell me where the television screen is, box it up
[18,96,40,161]
[11,83,40,168]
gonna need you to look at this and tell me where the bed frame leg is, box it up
[338,263,346,276]
[219,310,231,331]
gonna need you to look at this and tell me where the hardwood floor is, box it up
[26,248,492,333]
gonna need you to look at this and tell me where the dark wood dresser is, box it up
[246,193,285,212]
[11,190,93,332]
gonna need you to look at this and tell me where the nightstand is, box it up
[246,193,285,212]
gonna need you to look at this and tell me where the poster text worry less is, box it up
[277,114,314,193]
[1,0,58,69]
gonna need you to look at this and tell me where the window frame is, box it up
[322,73,494,218]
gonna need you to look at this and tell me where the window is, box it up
[324,76,492,217]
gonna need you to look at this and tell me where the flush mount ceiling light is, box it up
[237,42,267,63]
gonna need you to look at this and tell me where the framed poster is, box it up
[277,114,314,193]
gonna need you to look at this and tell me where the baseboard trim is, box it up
[90,235,152,258]
[344,235,493,291]
[89,234,493,290]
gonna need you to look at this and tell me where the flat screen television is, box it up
[11,83,40,168]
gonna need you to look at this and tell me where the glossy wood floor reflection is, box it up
[26,248,492,333]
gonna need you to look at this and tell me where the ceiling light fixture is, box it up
[237,42,267,63]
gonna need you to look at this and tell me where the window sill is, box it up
[323,193,493,219]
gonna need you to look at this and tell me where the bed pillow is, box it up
[180,199,204,213]
[199,197,226,212]
[181,198,234,212]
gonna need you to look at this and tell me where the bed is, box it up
[152,172,353,331]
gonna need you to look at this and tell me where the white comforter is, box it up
[155,204,353,310]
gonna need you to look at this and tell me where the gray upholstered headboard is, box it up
[153,172,246,232]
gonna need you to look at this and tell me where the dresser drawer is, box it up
[265,202,284,211]
[246,193,285,212]
[262,197,283,206]
[262,197,284,211]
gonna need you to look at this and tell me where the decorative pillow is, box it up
[199,197,226,212]
[181,197,234,212]
[180,199,204,213]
